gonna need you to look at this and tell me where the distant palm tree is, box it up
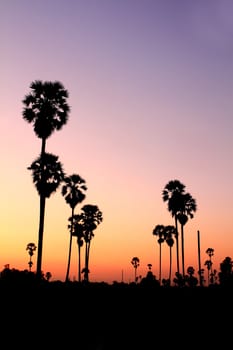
[131,257,140,283]
[22,80,70,278]
[76,204,103,283]
[152,224,166,285]
[26,242,37,272]
[28,152,65,277]
[205,248,214,284]
[61,174,87,282]
[69,214,85,283]
[162,179,186,275]
[45,271,52,281]
[164,225,176,284]
[204,259,212,286]
[177,192,197,277]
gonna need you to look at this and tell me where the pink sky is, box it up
[1,0,233,283]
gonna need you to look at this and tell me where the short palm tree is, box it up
[131,257,140,283]
[61,174,87,282]
[75,204,103,283]
[26,242,37,272]
[152,224,166,285]
[205,248,214,285]
[28,152,65,277]
[68,214,85,283]
[164,225,176,284]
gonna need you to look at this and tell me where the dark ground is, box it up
[0,282,232,349]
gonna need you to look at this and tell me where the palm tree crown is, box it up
[28,153,65,198]
[22,80,70,141]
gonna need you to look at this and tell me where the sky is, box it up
[1,0,233,284]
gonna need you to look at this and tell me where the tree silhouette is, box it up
[162,179,186,275]
[61,174,87,282]
[219,256,233,287]
[164,225,176,284]
[152,224,165,285]
[73,204,103,283]
[205,248,214,285]
[26,242,37,272]
[22,80,70,278]
[131,257,140,283]
[68,214,85,283]
[177,192,197,277]
[28,152,65,277]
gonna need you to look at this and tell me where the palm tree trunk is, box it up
[169,247,172,284]
[159,243,162,285]
[65,233,73,282]
[65,208,74,282]
[36,137,47,279]
[197,230,203,287]
[181,224,185,277]
[175,216,180,275]
[78,244,81,282]
[36,195,46,278]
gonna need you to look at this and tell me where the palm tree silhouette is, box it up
[152,224,166,285]
[22,80,70,278]
[205,248,214,285]
[26,242,37,272]
[131,257,140,283]
[61,174,87,282]
[164,225,176,284]
[76,204,103,283]
[28,152,65,277]
[68,214,85,282]
[162,179,186,275]
[177,192,197,277]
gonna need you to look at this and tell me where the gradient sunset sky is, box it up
[1,0,233,284]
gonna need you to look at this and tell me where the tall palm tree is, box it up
[22,80,70,279]
[26,242,37,272]
[28,152,65,277]
[177,192,197,277]
[162,179,186,275]
[61,174,87,282]
[131,257,140,283]
[75,204,103,283]
[152,224,166,285]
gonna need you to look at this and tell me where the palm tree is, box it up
[162,179,186,275]
[164,225,176,284]
[152,224,166,285]
[177,192,197,277]
[76,204,103,283]
[23,80,70,279]
[61,174,87,282]
[68,214,85,283]
[28,152,65,278]
[131,257,140,283]
[204,259,212,286]
[205,248,214,284]
[26,242,37,272]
